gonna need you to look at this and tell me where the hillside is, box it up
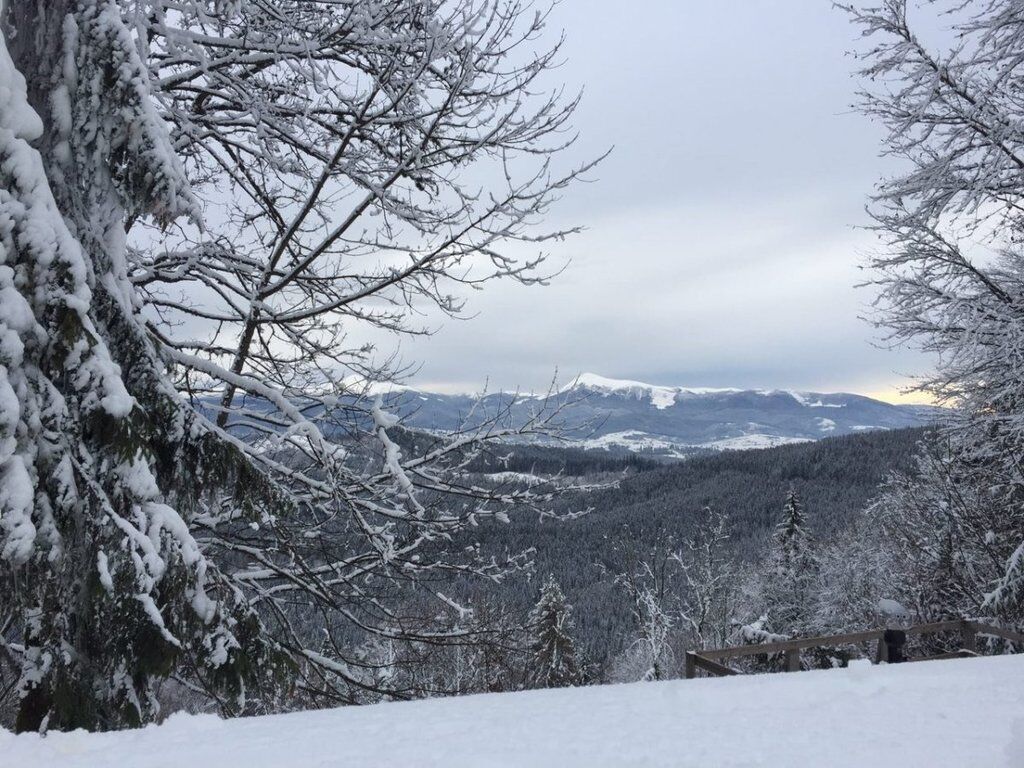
[367,373,935,458]
[7,655,1021,767]
[473,427,926,663]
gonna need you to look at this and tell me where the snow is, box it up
[788,391,846,408]
[0,453,36,564]
[0,39,43,140]
[649,388,678,409]
[486,471,548,486]
[580,430,816,455]
[581,430,693,455]
[136,593,181,648]
[816,417,837,432]
[96,551,114,593]
[562,373,743,410]
[5,654,1022,767]
[876,598,911,618]
[565,373,681,409]
[705,434,814,451]
[371,396,424,517]
[556,375,875,417]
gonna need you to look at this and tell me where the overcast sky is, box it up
[368,1,933,402]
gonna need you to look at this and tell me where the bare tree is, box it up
[0,0,598,731]
[843,0,1024,624]
[610,534,679,682]
[674,507,738,650]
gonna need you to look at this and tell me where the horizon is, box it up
[392,370,937,406]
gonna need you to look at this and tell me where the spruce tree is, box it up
[0,0,589,730]
[527,577,583,689]
[0,0,282,731]
[763,489,818,635]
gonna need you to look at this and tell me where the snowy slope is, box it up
[557,372,744,409]
[6,655,1022,768]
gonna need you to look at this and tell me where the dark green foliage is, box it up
[762,489,818,635]
[0,0,291,733]
[527,577,583,688]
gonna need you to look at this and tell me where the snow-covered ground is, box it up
[5,654,1022,767]
[704,434,815,451]
[579,429,814,456]
[580,429,696,456]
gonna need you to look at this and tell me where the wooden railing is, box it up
[684,619,1024,679]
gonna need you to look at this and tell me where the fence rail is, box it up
[684,619,1024,679]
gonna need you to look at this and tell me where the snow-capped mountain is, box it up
[378,373,937,458]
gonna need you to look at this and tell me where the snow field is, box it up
[4,653,1022,768]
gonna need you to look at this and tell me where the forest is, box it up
[463,426,927,671]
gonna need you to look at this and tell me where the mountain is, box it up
[380,373,937,458]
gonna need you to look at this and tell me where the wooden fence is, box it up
[684,619,1024,679]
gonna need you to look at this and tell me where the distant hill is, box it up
[377,373,937,458]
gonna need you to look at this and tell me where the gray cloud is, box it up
[357,0,933,400]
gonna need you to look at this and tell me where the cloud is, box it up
[348,0,933,398]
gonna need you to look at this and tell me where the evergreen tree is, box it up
[527,577,583,689]
[0,0,284,732]
[762,489,818,635]
[0,0,590,731]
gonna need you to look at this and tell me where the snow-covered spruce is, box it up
[760,489,819,638]
[0,0,591,731]
[526,577,584,689]
[0,0,280,731]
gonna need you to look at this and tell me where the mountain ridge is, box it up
[376,373,937,458]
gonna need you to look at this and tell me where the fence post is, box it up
[685,651,697,680]
[879,628,907,663]
[785,649,800,672]
[961,621,977,654]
